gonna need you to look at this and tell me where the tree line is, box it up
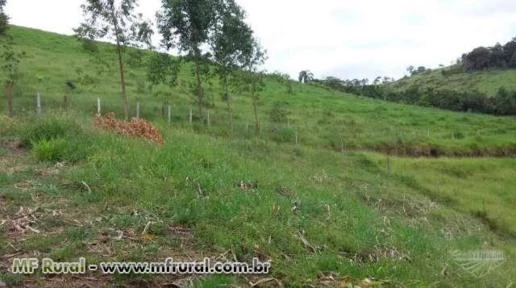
[310,36,516,116]
[461,38,516,72]
[315,77,516,116]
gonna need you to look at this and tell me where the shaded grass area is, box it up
[370,155,516,238]
[1,114,515,287]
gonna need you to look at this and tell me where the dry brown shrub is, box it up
[94,113,164,145]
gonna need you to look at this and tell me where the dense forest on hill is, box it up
[462,38,516,71]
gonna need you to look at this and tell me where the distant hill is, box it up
[313,37,516,115]
[391,65,516,97]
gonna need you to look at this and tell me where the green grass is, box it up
[1,26,516,157]
[375,156,516,237]
[392,67,516,96]
[1,114,515,287]
[0,25,515,287]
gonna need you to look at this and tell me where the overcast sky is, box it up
[5,0,516,80]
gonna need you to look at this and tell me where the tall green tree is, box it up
[75,0,153,119]
[147,51,180,116]
[239,42,267,132]
[157,0,219,119]
[212,0,255,131]
[0,0,8,35]
[1,43,24,116]
[0,0,22,116]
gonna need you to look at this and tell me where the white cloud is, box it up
[5,0,516,80]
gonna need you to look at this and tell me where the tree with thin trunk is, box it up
[147,51,180,117]
[157,0,219,120]
[212,0,255,132]
[1,43,24,116]
[75,0,153,120]
[0,0,8,35]
[238,42,266,133]
[1,0,24,117]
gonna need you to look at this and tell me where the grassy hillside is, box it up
[391,66,516,96]
[0,26,515,287]
[1,26,516,157]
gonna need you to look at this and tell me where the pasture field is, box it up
[1,26,516,157]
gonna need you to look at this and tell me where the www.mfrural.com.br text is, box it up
[11,257,271,275]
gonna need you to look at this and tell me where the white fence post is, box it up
[387,156,392,176]
[97,97,101,116]
[189,108,193,125]
[36,92,41,115]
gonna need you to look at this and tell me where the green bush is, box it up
[22,117,82,147]
[269,101,290,123]
[271,126,296,143]
[31,134,95,163]
[80,39,98,53]
[32,138,68,162]
[23,116,94,163]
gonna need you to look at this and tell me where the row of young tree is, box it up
[1,0,269,132]
[73,0,267,132]
[317,76,516,116]
[462,38,516,72]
